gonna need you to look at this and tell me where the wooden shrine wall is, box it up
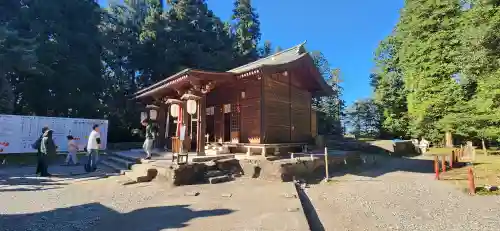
[263,69,312,143]
[207,84,236,142]
[239,78,261,143]
[263,72,291,143]
[205,78,261,143]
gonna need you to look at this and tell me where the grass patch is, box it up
[437,154,500,195]
[475,187,500,196]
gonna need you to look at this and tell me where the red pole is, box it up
[468,168,476,195]
[441,155,446,173]
[434,156,440,180]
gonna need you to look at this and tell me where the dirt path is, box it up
[306,157,500,231]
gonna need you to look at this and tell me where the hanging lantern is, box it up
[149,109,158,120]
[187,99,197,115]
[170,104,179,118]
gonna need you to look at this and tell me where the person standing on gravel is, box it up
[85,124,101,172]
[142,118,157,160]
[33,126,49,176]
[39,129,56,176]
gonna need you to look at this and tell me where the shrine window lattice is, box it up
[231,104,240,132]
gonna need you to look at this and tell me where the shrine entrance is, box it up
[206,106,215,142]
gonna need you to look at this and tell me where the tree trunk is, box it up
[445,131,453,148]
[481,139,488,156]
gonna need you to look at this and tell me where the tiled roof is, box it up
[228,41,308,74]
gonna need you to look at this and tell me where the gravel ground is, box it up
[0,164,308,231]
[307,156,500,231]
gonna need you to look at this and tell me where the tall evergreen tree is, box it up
[439,0,500,151]
[344,99,381,138]
[231,0,261,64]
[259,40,272,57]
[371,35,409,138]
[275,46,283,54]
[167,0,235,72]
[311,51,345,135]
[0,0,39,114]
[396,0,464,142]
[9,0,104,117]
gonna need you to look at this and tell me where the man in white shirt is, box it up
[86,124,101,172]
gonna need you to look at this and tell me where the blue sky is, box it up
[98,0,404,106]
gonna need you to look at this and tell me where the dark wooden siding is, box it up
[205,78,261,143]
[240,78,261,143]
[290,84,311,142]
[263,72,291,143]
[262,69,312,144]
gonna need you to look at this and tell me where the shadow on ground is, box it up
[0,203,234,231]
[0,158,114,192]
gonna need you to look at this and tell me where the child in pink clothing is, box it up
[65,135,79,165]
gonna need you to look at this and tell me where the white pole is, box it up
[324,146,329,181]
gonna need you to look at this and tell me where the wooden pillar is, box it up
[165,107,171,150]
[198,95,206,155]
[196,98,201,154]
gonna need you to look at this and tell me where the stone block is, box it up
[214,158,243,176]
[208,175,231,184]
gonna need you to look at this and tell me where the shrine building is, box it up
[133,42,333,157]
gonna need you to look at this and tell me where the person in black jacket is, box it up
[39,129,56,176]
[34,126,49,176]
[141,119,157,160]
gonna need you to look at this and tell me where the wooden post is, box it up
[468,168,476,195]
[165,107,170,144]
[199,95,206,156]
[434,156,440,180]
[196,98,201,155]
[449,151,454,169]
[460,145,463,159]
[441,155,446,173]
[324,146,329,181]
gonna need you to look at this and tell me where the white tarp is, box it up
[0,114,108,154]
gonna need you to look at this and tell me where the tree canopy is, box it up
[0,0,343,142]
[370,0,500,147]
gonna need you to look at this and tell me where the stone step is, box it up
[123,169,145,182]
[107,156,136,169]
[191,154,235,163]
[208,175,231,184]
[100,159,127,173]
[204,170,227,178]
[124,163,165,183]
[111,152,142,163]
